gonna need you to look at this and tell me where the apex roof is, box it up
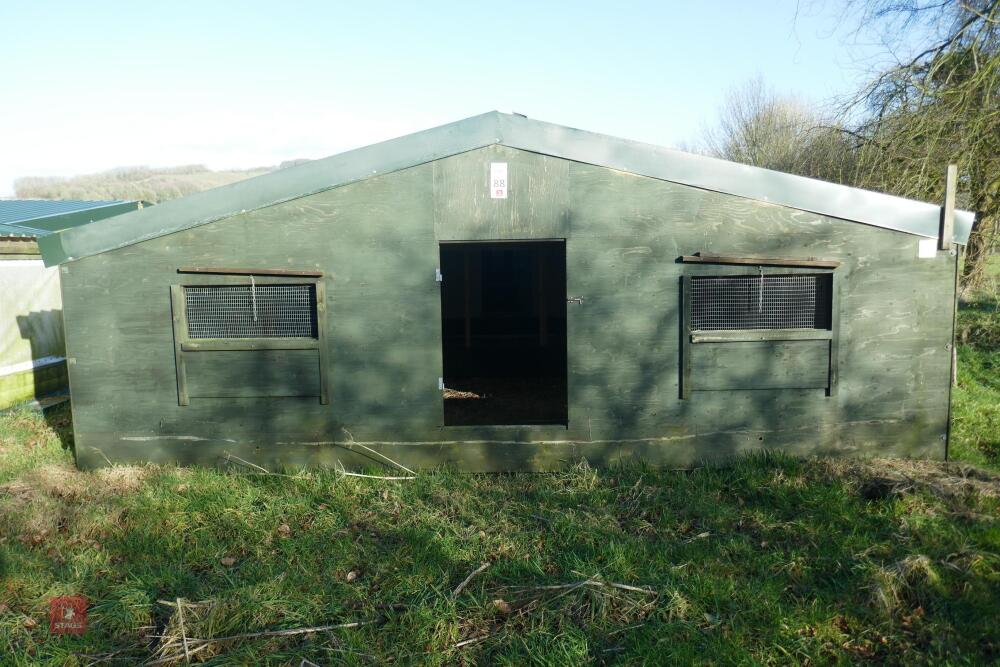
[39,112,974,265]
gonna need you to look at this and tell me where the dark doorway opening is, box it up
[440,240,567,426]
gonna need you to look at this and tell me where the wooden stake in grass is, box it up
[147,621,374,665]
[176,597,190,664]
[451,562,491,599]
[454,635,489,649]
[340,472,415,480]
[515,578,656,595]
[335,461,415,481]
[222,452,300,478]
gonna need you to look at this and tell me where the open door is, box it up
[439,240,567,426]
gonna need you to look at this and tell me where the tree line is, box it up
[701,0,998,291]
[13,163,306,204]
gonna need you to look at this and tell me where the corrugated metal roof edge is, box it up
[3,201,148,239]
[0,222,48,237]
[0,199,135,226]
[39,111,973,266]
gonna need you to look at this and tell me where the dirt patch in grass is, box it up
[94,465,155,495]
[0,463,153,502]
[821,457,1000,501]
[0,462,154,541]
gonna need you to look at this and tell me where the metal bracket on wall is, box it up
[435,268,443,283]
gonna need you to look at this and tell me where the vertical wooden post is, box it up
[939,164,957,251]
[169,285,190,406]
[680,276,692,400]
[827,274,841,397]
[945,246,961,459]
[315,280,330,405]
[463,251,471,349]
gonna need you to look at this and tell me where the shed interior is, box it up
[439,240,567,426]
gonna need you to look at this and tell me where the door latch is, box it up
[567,296,585,305]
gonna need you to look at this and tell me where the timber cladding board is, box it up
[58,146,956,470]
[688,340,831,391]
[185,350,320,398]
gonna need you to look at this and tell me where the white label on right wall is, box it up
[918,238,938,258]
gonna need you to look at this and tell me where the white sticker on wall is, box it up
[490,162,508,199]
[918,238,938,258]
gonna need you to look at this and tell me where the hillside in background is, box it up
[13,160,310,203]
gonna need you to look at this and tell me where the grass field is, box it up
[0,280,998,664]
[951,293,1000,468]
[1,415,999,665]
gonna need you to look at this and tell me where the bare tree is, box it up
[837,0,1000,289]
[702,77,858,184]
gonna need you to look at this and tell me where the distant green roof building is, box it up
[0,199,147,239]
[1,199,147,408]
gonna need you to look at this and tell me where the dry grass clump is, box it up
[0,462,154,549]
[871,555,942,615]
[819,457,1000,502]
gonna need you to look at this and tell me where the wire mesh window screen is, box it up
[185,284,318,339]
[690,274,831,331]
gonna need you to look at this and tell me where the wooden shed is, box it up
[39,112,975,471]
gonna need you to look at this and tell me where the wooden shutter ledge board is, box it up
[679,253,840,269]
[177,267,324,277]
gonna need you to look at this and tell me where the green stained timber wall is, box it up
[60,145,956,470]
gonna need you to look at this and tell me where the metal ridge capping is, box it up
[38,111,974,266]
[496,113,974,243]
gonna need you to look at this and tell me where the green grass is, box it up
[1,405,999,665]
[951,287,1000,469]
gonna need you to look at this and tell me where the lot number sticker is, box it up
[490,162,508,199]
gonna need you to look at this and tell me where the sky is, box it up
[0,1,891,197]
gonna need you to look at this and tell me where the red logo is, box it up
[49,596,87,634]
